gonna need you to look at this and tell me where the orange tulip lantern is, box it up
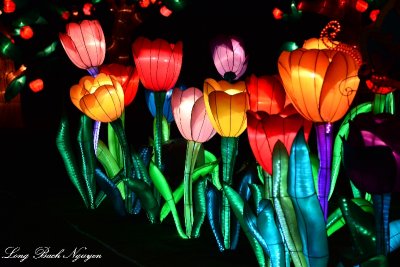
[99,63,139,107]
[59,20,106,77]
[171,87,216,237]
[203,78,249,249]
[70,73,124,123]
[246,74,312,177]
[132,36,183,176]
[278,36,360,220]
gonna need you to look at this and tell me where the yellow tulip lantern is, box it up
[203,78,249,249]
[278,31,361,220]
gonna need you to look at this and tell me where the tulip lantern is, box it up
[171,87,216,237]
[132,36,183,203]
[59,20,106,77]
[278,37,360,220]
[203,78,249,249]
[211,35,249,82]
[246,74,313,177]
[70,73,124,123]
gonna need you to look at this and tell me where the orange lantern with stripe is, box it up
[278,36,360,220]
[70,73,124,123]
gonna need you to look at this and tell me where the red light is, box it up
[3,0,16,13]
[20,26,34,40]
[369,9,380,22]
[83,3,93,16]
[160,6,172,17]
[272,7,284,20]
[355,0,368,13]
[29,79,44,93]
[61,11,70,20]
[139,0,150,8]
[297,1,304,10]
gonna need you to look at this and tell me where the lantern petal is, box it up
[80,84,124,122]
[246,74,286,114]
[59,33,87,69]
[171,87,202,140]
[60,20,105,70]
[320,52,360,122]
[191,96,216,143]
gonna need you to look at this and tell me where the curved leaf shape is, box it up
[206,184,224,252]
[56,114,89,208]
[125,178,160,223]
[329,102,372,199]
[77,115,96,209]
[272,141,307,267]
[160,159,219,221]
[244,200,285,267]
[95,168,126,217]
[148,161,187,239]
[288,129,329,267]
[223,184,266,267]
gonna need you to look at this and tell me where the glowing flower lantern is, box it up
[278,36,360,220]
[59,20,106,77]
[246,74,312,175]
[132,36,183,92]
[99,63,139,106]
[132,36,183,192]
[19,26,33,40]
[171,87,216,237]
[29,78,44,93]
[70,73,124,123]
[203,78,249,249]
[211,35,248,82]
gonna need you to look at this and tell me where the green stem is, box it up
[183,140,202,237]
[153,91,166,204]
[221,136,239,249]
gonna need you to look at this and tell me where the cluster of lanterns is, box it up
[56,3,400,262]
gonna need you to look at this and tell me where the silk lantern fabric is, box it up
[211,35,249,81]
[132,36,183,92]
[171,87,216,143]
[246,74,312,175]
[203,78,249,137]
[99,63,139,106]
[278,46,360,123]
[70,73,124,123]
[59,20,106,74]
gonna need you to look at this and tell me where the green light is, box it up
[36,42,58,57]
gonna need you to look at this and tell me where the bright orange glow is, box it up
[203,78,249,137]
[160,6,172,17]
[272,7,283,20]
[139,0,150,8]
[278,47,360,123]
[29,79,44,93]
[370,9,380,22]
[70,73,124,122]
[355,0,368,13]
[3,0,16,13]
[20,26,34,40]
